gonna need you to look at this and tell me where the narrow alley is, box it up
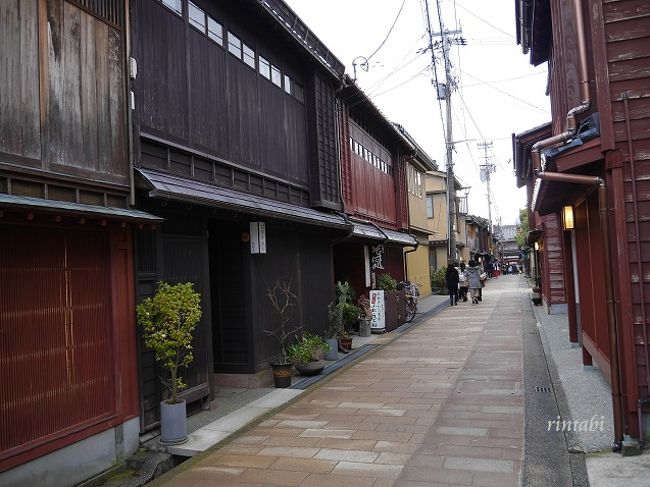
[155,276,528,486]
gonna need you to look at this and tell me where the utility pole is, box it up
[423,0,464,263]
[477,141,496,237]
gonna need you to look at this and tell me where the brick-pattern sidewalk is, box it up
[156,277,524,486]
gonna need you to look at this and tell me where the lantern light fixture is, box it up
[534,241,540,251]
[562,205,575,230]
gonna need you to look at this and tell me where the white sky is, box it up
[285,0,551,225]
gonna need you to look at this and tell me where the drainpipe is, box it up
[530,0,624,451]
[530,0,591,173]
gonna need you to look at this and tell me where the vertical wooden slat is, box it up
[0,226,114,460]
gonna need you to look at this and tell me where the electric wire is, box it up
[366,0,408,63]
[460,69,550,114]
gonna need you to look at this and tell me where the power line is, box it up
[366,0,408,62]
[462,71,546,88]
[371,65,431,99]
[448,0,515,39]
[460,69,550,113]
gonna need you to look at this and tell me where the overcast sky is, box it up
[285,0,550,225]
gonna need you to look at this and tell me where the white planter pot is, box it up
[160,399,188,445]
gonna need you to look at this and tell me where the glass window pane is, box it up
[162,0,182,15]
[427,196,434,218]
[207,17,223,45]
[284,74,292,94]
[243,44,255,68]
[259,56,271,79]
[188,2,205,32]
[271,65,282,87]
[228,32,242,58]
[294,83,304,103]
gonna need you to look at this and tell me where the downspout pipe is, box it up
[531,0,591,173]
[536,171,624,451]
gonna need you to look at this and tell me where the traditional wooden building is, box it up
[0,1,160,485]
[514,123,570,315]
[394,124,438,297]
[129,0,351,431]
[425,170,466,268]
[514,0,650,446]
[335,78,418,298]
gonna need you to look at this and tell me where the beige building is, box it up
[395,124,437,297]
[425,170,467,270]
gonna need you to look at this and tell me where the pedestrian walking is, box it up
[458,262,469,302]
[445,262,460,306]
[465,259,482,304]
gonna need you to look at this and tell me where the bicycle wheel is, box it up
[405,299,416,323]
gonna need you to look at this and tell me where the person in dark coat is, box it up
[445,262,460,306]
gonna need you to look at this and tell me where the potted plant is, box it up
[531,275,543,306]
[264,279,301,387]
[287,332,331,376]
[357,295,372,337]
[137,281,202,445]
[431,266,447,295]
[335,281,357,351]
[325,303,342,360]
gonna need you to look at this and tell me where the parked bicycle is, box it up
[398,281,420,323]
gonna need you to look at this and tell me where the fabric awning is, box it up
[351,221,418,246]
[137,169,349,230]
[0,194,162,222]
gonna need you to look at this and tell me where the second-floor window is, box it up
[228,32,242,58]
[426,195,434,219]
[407,165,422,197]
[162,0,182,15]
[188,2,205,31]
[271,65,282,87]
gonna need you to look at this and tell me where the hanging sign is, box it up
[250,222,267,254]
[370,244,385,270]
[369,290,385,332]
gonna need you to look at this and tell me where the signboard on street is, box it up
[369,290,385,332]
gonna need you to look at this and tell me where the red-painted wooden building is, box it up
[335,77,418,305]
[514,0,650,446]
[0,1,160,485]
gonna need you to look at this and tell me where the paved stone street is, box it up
[154,277,525,486]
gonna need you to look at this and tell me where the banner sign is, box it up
[369,290,385,331]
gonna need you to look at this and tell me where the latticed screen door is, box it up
[0,226,115,463]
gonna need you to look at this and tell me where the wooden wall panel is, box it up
[0,0,41,162]
[46,1,127,183]
[135,0,188,142]
[258,79,285,174]
[188,30,229,156]
[227,58,260,168]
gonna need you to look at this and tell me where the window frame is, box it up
[227,32,242,59]
[270,64,282,88]
[426,195,434,219]
[161,0,182,16]
[207,17,224,46]
[188,1,206,32]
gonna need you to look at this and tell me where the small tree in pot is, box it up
[264,278,301,387]
[137,281,201,445]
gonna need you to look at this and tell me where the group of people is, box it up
[445,260,487,306]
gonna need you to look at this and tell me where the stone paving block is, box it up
[298,428,354,439]
[470,471,520,487]
[435,426,489,437]
[276,420,328,429]
[352,430,413,442]
[268,457,337,474]
[260,436,320,447]
[314,448,380,463]
[232,435,269,445]
[408,453,446,468]
[257,446,319,458]
[403,465,474,485]
[220,444,264,455]
[374,440,422,454]
[443,456,515,473]
[375,451,411,465]
[332,461,403,478]
[434,444,504,460]
[237,467,309,485]
[201,453,278,469]
[316,438,378,450]
[300,473,376,486]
